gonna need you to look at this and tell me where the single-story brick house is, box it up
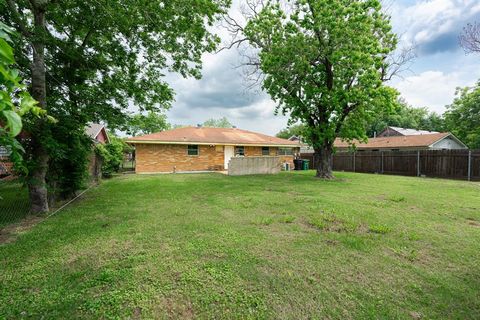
[126,126,300,173]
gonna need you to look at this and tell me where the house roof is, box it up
[385,126,439,136]
[335,132,455,149]
[85,123,109,143]
[126,127,300,147]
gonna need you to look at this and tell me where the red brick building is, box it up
[127,127,300,173]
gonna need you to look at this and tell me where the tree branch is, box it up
[6,0,32,38]
[381,44,416,81]
[460,22,480,54]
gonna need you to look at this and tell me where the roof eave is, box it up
[428,133,468,149]
[125,140,299,148]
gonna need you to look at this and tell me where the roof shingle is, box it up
[126,127,300,147]
[335,132,451,149]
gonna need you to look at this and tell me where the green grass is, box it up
[1,171,480,319]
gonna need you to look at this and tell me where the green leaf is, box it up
[0,38,15,64]
[19,93,38,114]
[2,110,22,136]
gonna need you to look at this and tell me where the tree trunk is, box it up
[28,4,49,214]
[314,144,334,179]
[28,141,49,213]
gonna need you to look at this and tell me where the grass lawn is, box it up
[1,171,479,319]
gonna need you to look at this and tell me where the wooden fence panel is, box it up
[354,152,382,173]
[300,149,480,181]
[332,153,354,171]
[420,150,467,179]
[383,151,417,176]
[470,150,480,181]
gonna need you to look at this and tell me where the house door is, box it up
[224,146,234,169]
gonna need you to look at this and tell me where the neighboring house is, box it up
[126,126,300,173]
[0,146,13,178]
[85,123,109,180]
[1,123,109,180]
[86,123,110,144]
[334,132,467,152]
[377,126,438,137]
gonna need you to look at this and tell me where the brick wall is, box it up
[244,146,283,156]
[135,144,224,173]
[279,155,294,170]
[0,157,14,178]
[135,144,296,173]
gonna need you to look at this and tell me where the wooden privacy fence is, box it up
[301,149,480,181]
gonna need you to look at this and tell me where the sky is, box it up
[165,0,480,135]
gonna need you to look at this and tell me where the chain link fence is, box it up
[0,175,30,227]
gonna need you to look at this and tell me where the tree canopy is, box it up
[202,117,234,128]
[276,124,305,139]
[444,83,480,149]
[4,0,230,212]
[232,0,398,178]
[126,112,170,136]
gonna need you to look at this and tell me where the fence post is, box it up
[468,150,472,181]
[417,150,420,177]
[381,151,384,174]
[353,151,356,172]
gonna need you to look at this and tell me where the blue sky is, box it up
[166,0,480,135]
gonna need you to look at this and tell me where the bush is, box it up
[43,119,92,200]
[96,136,126,178]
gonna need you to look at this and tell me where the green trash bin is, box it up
[302,159,310,170]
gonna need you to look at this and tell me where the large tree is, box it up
[444,83,480,149]
[4,0,230,212]
[227,0,398,178]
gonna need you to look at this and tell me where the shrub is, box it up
[43,118,92,199]
[95,136,127,178]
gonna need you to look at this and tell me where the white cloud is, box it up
[392,0,480,54]
[393,69,477,113]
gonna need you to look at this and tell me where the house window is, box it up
[235,146,245,156]
[187,145,199,156]
[262,147,269,155]
[278,147,293,155]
